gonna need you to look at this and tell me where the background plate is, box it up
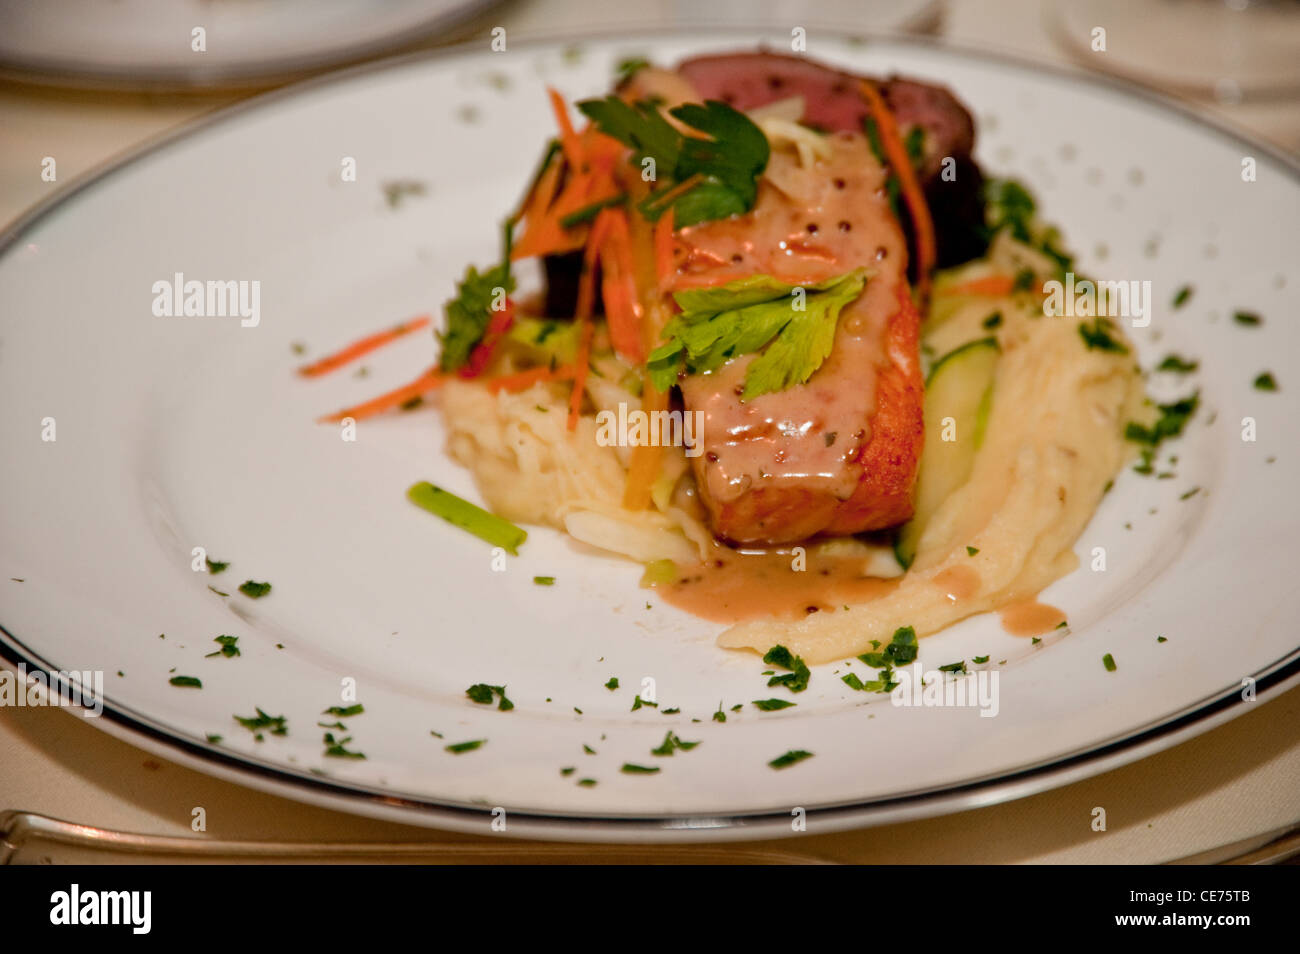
[0,0,501,89]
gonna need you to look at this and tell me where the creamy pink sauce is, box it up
[998,601,1068,637]
[654,547,900,623]
[674,134,907,508]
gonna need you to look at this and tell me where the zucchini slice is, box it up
[895,336,1000,569]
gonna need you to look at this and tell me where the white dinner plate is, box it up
[2,31,1298,842]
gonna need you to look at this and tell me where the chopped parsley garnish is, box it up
[972,655,990,664]
[1171,285,1193,308]
[1055,621,1068,630]
[605,677,619,691]
[1102,653,1117,672]
[1157,636,1168,643]
[844,669,900,693]
[1078,318,1129,354]
[966,546,980,556]
[205,734,222,744]
[939,661,968,674]
[648,270,867,400]
[982,312,1003,330]
[712,701,727,723]
[752,698,797,711]
[205,558,228,574]
[577,778,597,787]
[650,731,700,756]
[235,708,287,736]
[1254,372,1278,391]
[322,732,365,759]
[381,179,427,209]
[768,750,813,770]
[238,580,271,599]
[763,644,811,693]
[904,125,926,163]
[205,635,240,659]
[631,695,659,711]
[1130,393,1200,441]
[620,763,661,774]
[1233,310,1262,327]
[561,766,576,776]
[318,721,347,730]
[533,576,556,585]
[466,683,514,711]
[982,178,1073,275]
[576,96,769,227]
[857,625,918,668]
[661,707,680,714]
[583,744,596,754]
[323,704,364,717]
[169,675,202,688]
[1126,391,1199,475]
[1156,354,1199,374]
[1180,487,1201,501]
[438,221,516,372]
[983,178,1036,241]
[445,739,486,754]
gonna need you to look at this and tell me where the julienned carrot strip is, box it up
[938,274,1016,297]
[653,207,675,290]
[297,316,431,377]
[459,300,516,378]
[568,314,595,431]
[641,173,704,219]
[600,211,645,363]
[484,364,576,394]
[511,139,561,223]
[514,112,623,262]
[547,87,584,169]
[617,183,676,509]
[622,382,669,511]
[566,208,614,431]
[576,208,613,315]
[317,366,445,423]
[599,253,637,358]
[858,79,936,305]
[511,160,565,260]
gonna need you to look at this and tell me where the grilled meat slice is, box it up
[677,50,988,267]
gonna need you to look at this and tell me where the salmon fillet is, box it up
[671,134,924,545]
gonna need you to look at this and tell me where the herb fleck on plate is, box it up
[768,750,814,770]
